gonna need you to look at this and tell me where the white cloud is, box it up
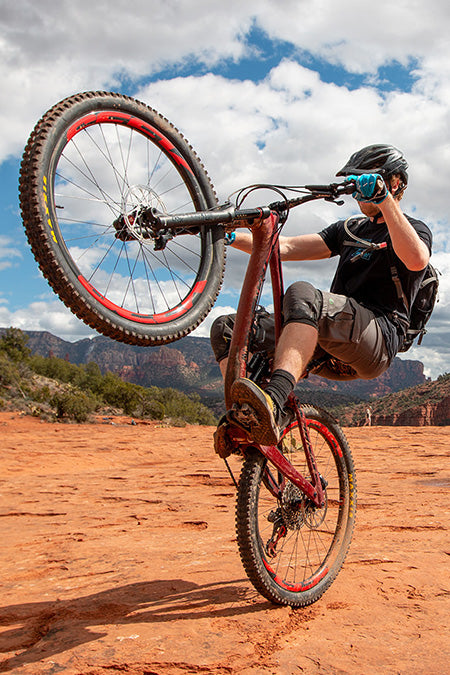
[255,0,450,78]
[1,0,450,377]
[137,64,448,246]
[2,0,450,160]
[0,299,96,341]
[0,235,22,271]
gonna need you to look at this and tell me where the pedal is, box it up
[230,402,259,428]
[213,423,232,459]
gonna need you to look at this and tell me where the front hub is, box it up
[113,185,168,245]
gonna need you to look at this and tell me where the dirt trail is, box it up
[0,412,449,674]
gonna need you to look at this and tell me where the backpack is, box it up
[343,217,439,352]
[397,263,439,352]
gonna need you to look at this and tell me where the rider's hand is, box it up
[345,174,388,204]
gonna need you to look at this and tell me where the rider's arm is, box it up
[229,231,254,254]
[278,233,331,261]
[350,173,430,271]
[379,195,430,271]
[229,229,331,261]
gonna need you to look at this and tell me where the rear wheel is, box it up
[235,405,356,607]
[19,91,226,345]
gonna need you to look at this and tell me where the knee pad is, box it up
[283,281,323,329]
[210,314,236,362]
[210,309,276,363]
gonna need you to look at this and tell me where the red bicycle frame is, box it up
[146,180,355,509]
[223,212,325,508]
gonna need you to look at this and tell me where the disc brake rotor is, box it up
[122,185,166,242]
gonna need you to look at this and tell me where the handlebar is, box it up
[136,180,356,236]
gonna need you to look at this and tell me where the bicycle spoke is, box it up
[65,138,120,213]
[55,168,120,215]
[254,415,348,592]
[20,91,223,346]
[49,117,210,318]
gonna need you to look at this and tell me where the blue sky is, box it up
[1,0,449,378]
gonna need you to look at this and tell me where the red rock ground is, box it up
[0,412,449,674]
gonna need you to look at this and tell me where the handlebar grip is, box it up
[339,181,357,194]
[146,205,272,231]
[304,184,335,193]
[305,182,356,195]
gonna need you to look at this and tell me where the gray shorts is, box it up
[313,291,391,380]
[210,287,391,381]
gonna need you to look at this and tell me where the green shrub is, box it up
[30,355,81,383]
[139,397,165,420]
[0,352,19,387]
[34,385,52,404]
[97,373,143,415]
[0,327,31,362]
[51,388,99,422]
[148,386,216,425]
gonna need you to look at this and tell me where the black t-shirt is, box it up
[319,215,432,359]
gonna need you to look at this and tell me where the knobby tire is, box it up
[19,91,226,345]
[235,405,356,607]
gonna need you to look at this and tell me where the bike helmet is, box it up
[336,144,408,197]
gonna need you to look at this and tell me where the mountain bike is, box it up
[19,91,357,607]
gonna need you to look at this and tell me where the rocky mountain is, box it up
[18,331,222,393]
[8,329,428,407]
[3,328,447,424]
[297,357,426,401]
[337,373,450,426]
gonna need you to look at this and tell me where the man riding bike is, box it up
[210,144,432,445]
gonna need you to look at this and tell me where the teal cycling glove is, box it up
[345,173,388,204]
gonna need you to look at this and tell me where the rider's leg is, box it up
[217,321,317,383]
[261,281,321,414]
[229,323,316,445]
[230,281,391,444]
[316,291,391,379]
[262,322,318,413]
[272,321,318,381]
[211,282,319,379]
[230,282,322,444]
[211,309,276,379]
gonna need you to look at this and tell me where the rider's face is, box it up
[358,201,381,218]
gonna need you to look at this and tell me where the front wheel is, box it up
[19,91,226,345]
[235,405,356,607]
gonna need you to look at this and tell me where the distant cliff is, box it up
[11,330,427,403]
[336,374,450,426]
[300,357,426,400]
[18,332,221,394]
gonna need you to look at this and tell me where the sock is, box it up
[265,369,296,421]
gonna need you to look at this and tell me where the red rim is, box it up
[263,558,329,591]
[78,275,207,324]
[66,110,194,175]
